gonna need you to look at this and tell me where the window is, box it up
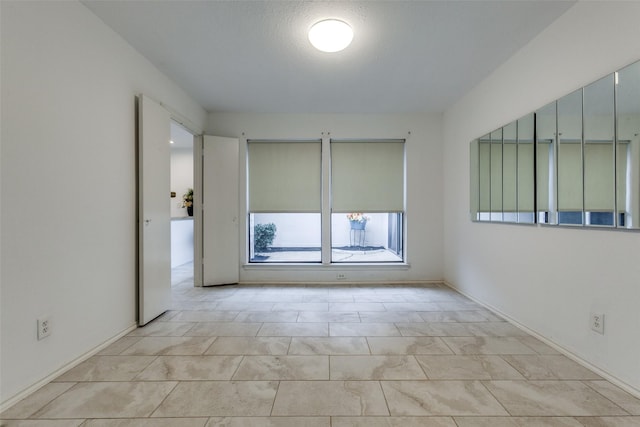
[247,140,322,263]
[330,140,405,263]
[247,138,405,264]
[249,213,321,262]
[331,212,403,262]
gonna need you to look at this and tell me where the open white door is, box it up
[138,95,171,325]
[201,135,240,286]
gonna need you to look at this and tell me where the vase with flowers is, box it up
[182,188,194,216]
[347,212,370,230]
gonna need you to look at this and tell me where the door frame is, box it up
[136,94,203,308]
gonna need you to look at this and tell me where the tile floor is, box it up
[2,278,640,426]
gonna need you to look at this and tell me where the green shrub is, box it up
[254,223,276,251]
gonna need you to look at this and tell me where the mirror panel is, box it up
[517,113,535,223]
[490,128,503,221]
[470,59,640,232]
[557,89,584,225]
[470,139,479,221]
[616,60,640,229]
[478,133,491,221]
[536,101,557,224]
[503,122,518,223]
[584,74,615,226]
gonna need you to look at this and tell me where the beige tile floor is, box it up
[3,276,640,426]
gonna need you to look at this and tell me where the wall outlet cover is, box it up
[37,317,51,340]
[590,312,604,335]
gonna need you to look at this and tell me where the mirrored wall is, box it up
[470,59,640,230]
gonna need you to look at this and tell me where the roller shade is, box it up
[557,142,583,211]
[248,140,321,212]
[331,140,404,212]
[584,143,615,211]
[503,142,517,212]
[557,90,583,212]
[536,102,556,213]
[517,142,535,212]
[479,141,491,212]
[517,114,535,213]
[536,142,551,211]
[490,141,503,212]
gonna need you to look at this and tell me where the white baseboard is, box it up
[443,280,640,400]
[0,323,138,412]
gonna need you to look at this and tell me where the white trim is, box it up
[134,93,202,136]
[242,263,411,271]
[443,280,640,400]
[0,323,137,412]
[321,134,332,265]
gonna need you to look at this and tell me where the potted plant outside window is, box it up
[347,213,370,230]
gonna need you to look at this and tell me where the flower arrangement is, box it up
[346,213,370,223]
[182,188,194,208]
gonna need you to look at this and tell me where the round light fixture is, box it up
[308,19,353,53]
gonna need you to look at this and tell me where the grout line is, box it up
[147,380,180,418]
[201,336,219,355]
[581,380,633,415]
[229,355,246,381]
[413,355,431,380]
[287,336,297,355]
[130,354,161,381]
[269,381,281,416]
[377,380,392,417]
[364,336,373,355]
[477,379,514,417]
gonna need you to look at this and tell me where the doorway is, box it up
[170,121,195,287]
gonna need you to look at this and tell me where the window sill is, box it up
[242,262,411,270]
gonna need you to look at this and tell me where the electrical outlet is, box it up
[37,317,51,340]
[591,312,604,335]
[336,273,347,280]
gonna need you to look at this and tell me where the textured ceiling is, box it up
[83,0,575,114]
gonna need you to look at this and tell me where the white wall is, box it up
[170,147,194,218]
[208,112,443,283]
[443,2,640,393]
[0,1,206,405]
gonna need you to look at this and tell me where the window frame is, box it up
[245,136,407,265]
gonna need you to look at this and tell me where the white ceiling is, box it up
[83,0,575,114]
[171,121,194,149]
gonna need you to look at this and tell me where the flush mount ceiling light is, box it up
[308,19,353,53]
